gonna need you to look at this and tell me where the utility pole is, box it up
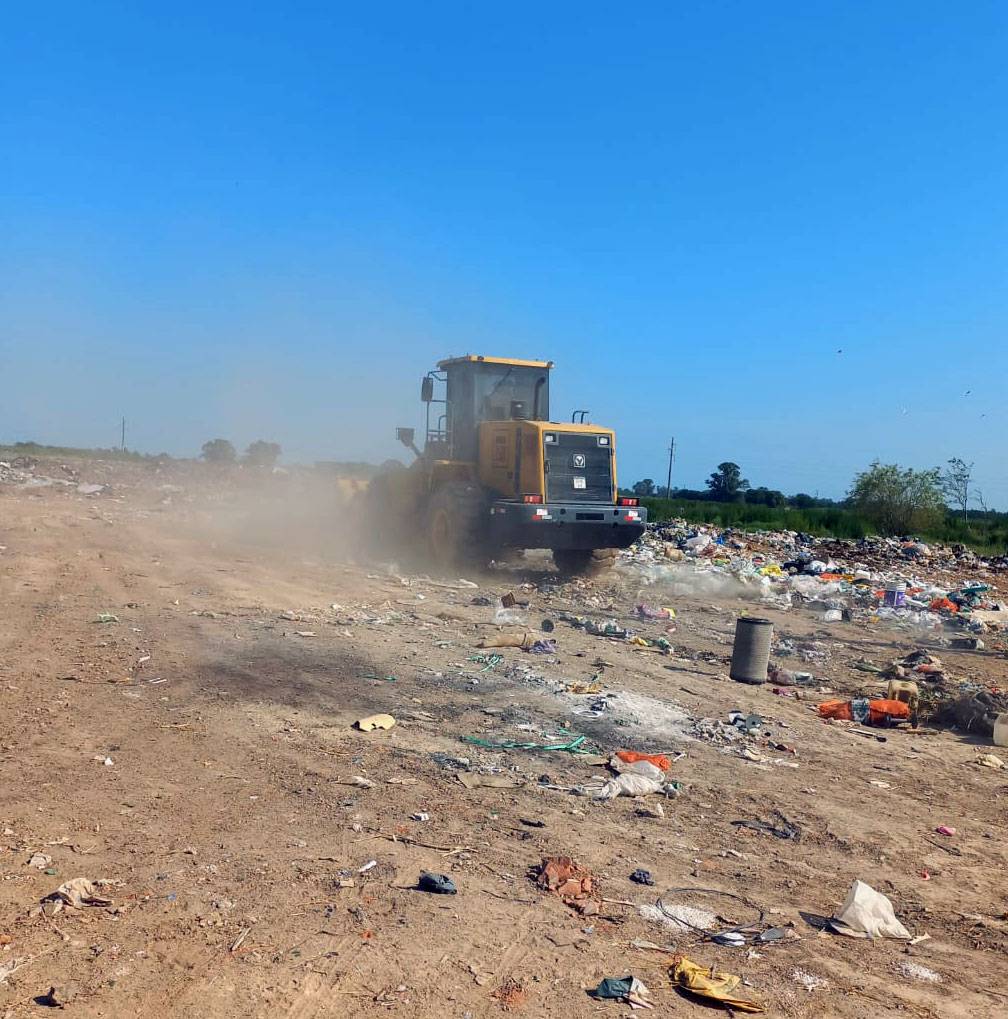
[121,417,126,452]
[665,437,675,498]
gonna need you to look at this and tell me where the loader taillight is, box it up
[618,497,639,507]
[522,495,543,504]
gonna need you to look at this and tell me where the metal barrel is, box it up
[730,617,773,685]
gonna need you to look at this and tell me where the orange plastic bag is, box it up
[929,597,958,613]
[616,750,671,772]
[818,700,854,721]
[818,699,910,724]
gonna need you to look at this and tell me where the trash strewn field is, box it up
[1,455,1006,1018]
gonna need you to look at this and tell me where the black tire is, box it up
[426,481,489,571]
[552,548,617,577]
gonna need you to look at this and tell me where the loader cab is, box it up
[422,356,552,461]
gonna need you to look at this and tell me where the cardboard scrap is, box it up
[355,713,396,732]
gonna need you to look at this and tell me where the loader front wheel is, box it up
[552,548,617,577]
[426,482,488,571]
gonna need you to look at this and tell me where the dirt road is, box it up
[1,459,1006,1018]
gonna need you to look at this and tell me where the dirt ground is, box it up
[1,457,1006,1018]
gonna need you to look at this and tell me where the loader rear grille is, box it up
[544,433,613,504]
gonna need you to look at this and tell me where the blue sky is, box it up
[2,3,1006,502]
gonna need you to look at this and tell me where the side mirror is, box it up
[396,427,415,447]
[420,377,434,403]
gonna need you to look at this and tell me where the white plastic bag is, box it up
[684,534,711,552]
[831,880,910,939]
[575,772,664,800]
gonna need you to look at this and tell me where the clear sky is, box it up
[2,3,1006,502]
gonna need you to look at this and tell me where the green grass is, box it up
[640,497,1008,554]
[0,441,164,462]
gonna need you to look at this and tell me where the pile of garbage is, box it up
[621,523,1006,633]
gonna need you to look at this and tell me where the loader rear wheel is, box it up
[356,469,406,559]
[552,548,618,577]
[426,482,489,571]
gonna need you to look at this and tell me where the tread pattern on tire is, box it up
[427,481,488,569]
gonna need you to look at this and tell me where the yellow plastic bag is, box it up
[669,956,765,1013]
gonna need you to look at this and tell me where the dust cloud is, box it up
[158,462,375,567]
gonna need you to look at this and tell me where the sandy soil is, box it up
[1,458,1006,1018]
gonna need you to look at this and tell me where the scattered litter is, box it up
[818,698,909,725]
[493,598,527,625]
[630,869,655,886]
[636,802,665,819]
[976,753,1005,769]
[526,638,557,654]
[456,773,523,790]
[731,811,799,840]
[935,825,957,836]
[589,976,653,1009]
[355,713,396,732]
[468,653,503,672]
[358,860,378,873]
[294,630,317,637]
[463,734,593,755]
[792,968,828,992]
[639,902,715,933]
[479,632,537,649]
[636,603,675,620]
[669,956,765,1013]
[616,750,672,772]
[536,857,598,914]
[567,681,603,694]
[901,961,941,983]
[411,812,430,822]
[39,877,114,915]
[418,872,456,894]
[28,853,52,870]
[95,613,119,624]
[574,769,667,801]
[350,776,375,789]
[830,879,910,939]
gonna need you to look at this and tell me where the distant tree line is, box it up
[626,457,995,539]
[201,439,282,467]
[627,462,835,510]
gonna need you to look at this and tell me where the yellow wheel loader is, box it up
[364,355,646,574]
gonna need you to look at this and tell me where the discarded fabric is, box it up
[417,872,456,895]
[669,955,765,1013]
